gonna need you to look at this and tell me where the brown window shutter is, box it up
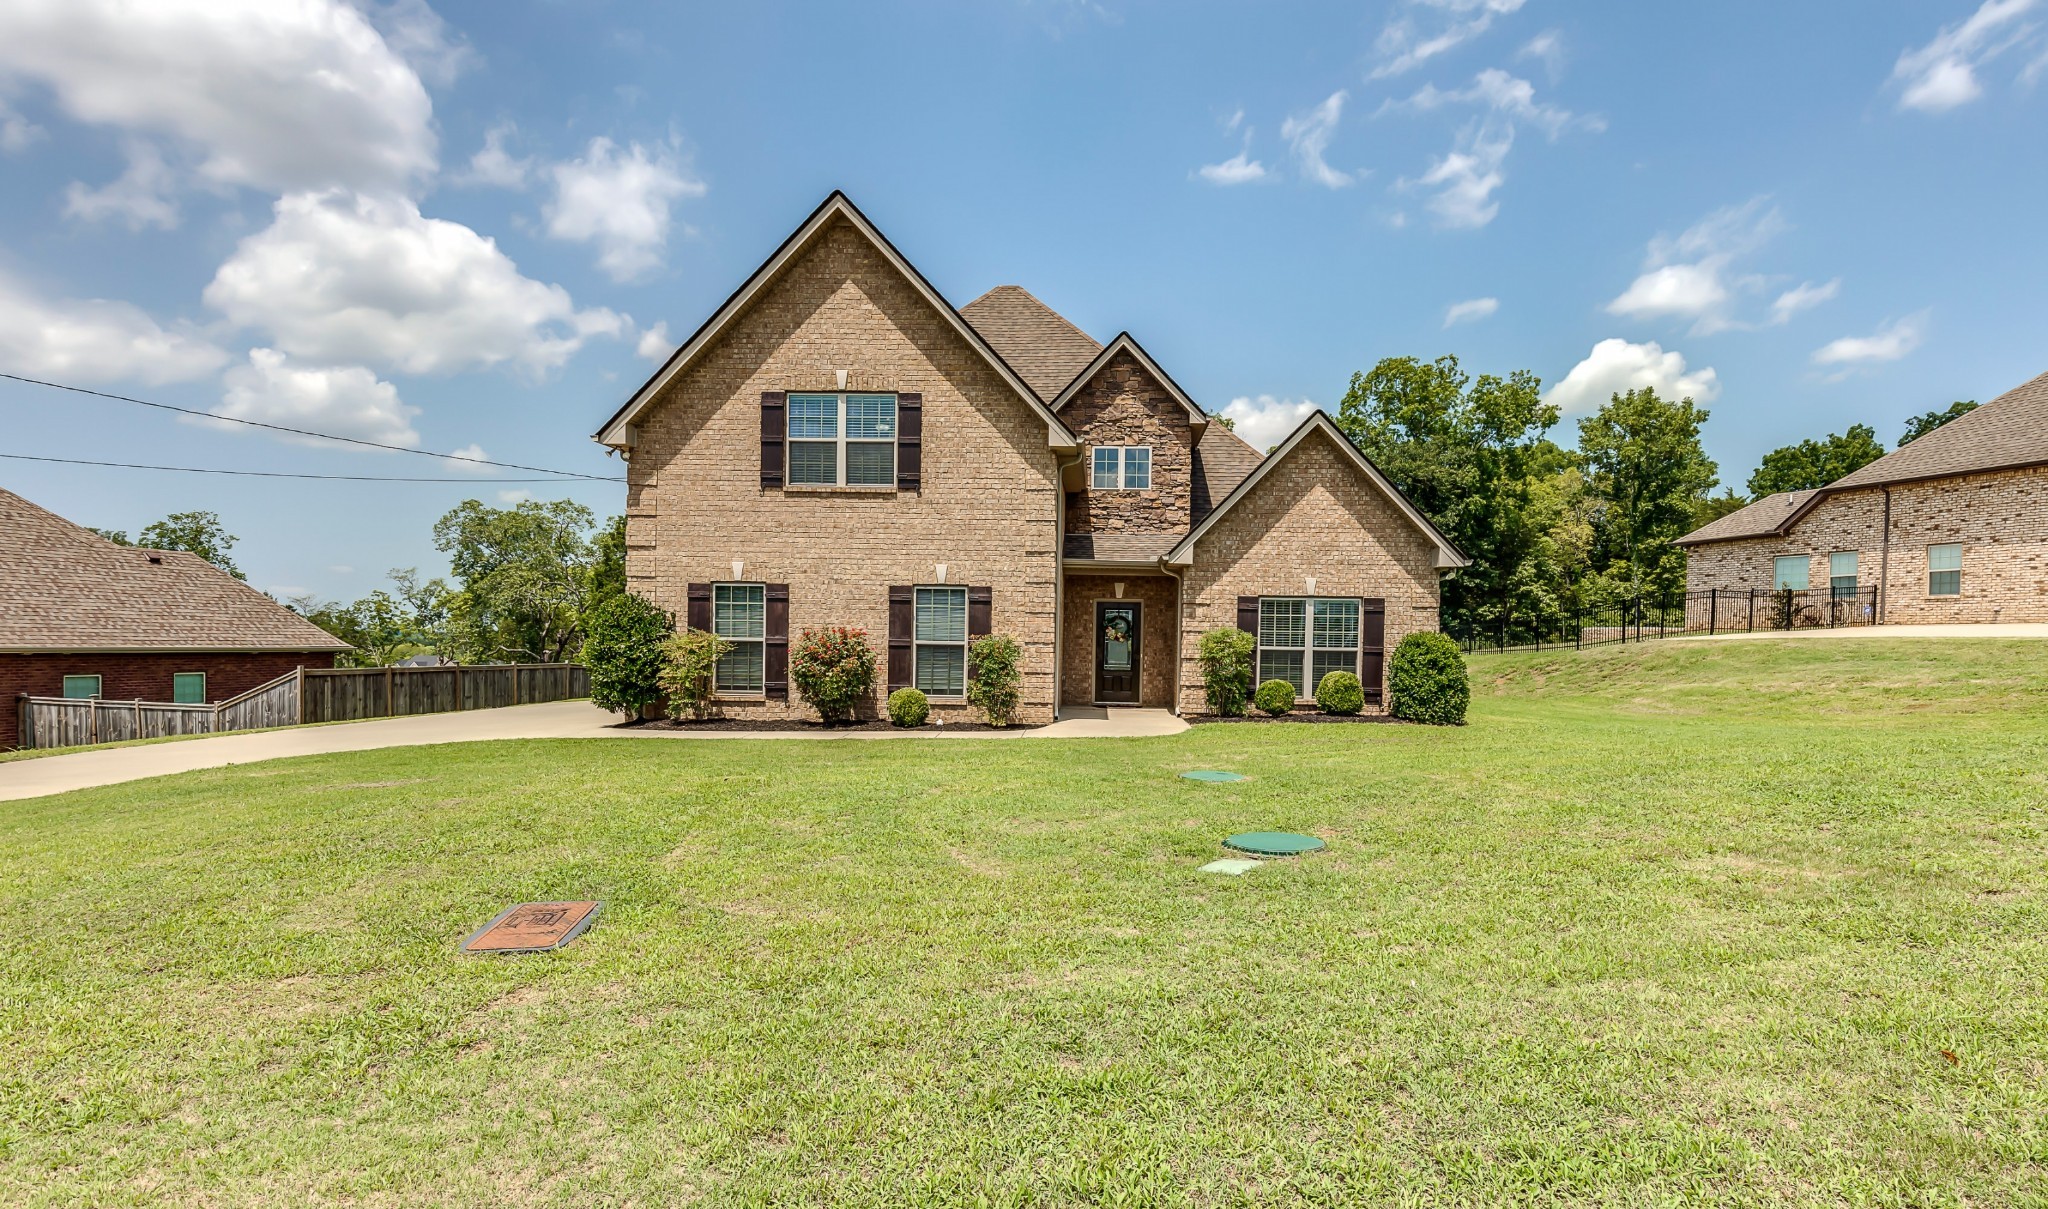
[764,584,790,700]
[887,585,914,691]
[967,585,992,637]
[687,583,712,632]
[896,392,922,492]
[1360,598,1386,701]
[760,391,786,489]
[1236,595,1260,635]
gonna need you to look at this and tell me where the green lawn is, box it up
[4,639,2045,1205]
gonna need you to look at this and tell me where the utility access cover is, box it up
[1223,832,1326,857]
[1181,770,1248,782]
[462,901,601,954]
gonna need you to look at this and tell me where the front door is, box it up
[1095,601,1141,704]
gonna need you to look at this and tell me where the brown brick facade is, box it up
[1175,426,1443,714]
[1684,464,2048,624]
[1,650,332,750]
[1060,574,1179,707]
[1061,350,1195,537]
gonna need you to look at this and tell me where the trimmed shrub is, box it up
[967,634,1023,727]
[1314,669,1365,716]
[659,628,731,720]
[790,626,876,723]
[1197,627,1256,716]
[581,592,671,717]
[1254,678,1297,716]
[886,687,930,728]
[1388,632,1470,725]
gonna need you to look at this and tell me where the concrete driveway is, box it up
[0,701,1187,802]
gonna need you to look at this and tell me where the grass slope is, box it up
[3,640,2045,1205]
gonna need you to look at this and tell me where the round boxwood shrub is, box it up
[1197,627,1256,716]
[1314,669,1365,716]
[581,592,671,717]
[1253,678,1297,716]
[1388,632,1470,725]
[789,626,876,724]
[887,687,929,728]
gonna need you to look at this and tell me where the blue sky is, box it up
[0,0,2042,602]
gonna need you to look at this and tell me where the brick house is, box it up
[594,193,1466,723]
[1,487,348,749]
[1678,369,2048,623]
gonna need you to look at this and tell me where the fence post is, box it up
[88,696,98,745]
[386,665,394,718]
[1709,589,1718,635]
[1575,607,1582,650]
[296,666,306,725]
[456,666,464,710]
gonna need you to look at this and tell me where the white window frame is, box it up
[1829,550,1859,599]
[711,582,767,697]
[1927,543,1962,597]
[1090,445,1152,490]
[913,585,969,699]
[1256,597,1362,701]
[1772,556,1809,591]
[61,674,102,699]
[172,671,206,704]
[787,392,897,488]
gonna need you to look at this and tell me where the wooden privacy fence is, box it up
[15,662,590,750]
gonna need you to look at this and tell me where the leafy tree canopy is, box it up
[1745,424,1885,497]
[137,510,244,579]
[1576,387,1719,600]
[433,499,604,663]
[1899,400,1977,446]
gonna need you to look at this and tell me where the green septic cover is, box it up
[1223,831,1327,856]
[1181,770,1248,782]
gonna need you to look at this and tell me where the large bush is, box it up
[790,627,876,723]
[886,687,929,728]
[1314,669,1365,716]
[581,592,671,717]
[1389,632,1470,725]
[967,634,1022,727]
[659,628,731,720]
[1197,627,1256,716]
[1254,679,1297,716]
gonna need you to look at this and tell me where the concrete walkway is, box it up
[0,701,1188,802]
[1678,622,2048,642]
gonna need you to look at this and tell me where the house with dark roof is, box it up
[595,193,1465,722]
[1679,369,2048,623]
[1,487,348,749]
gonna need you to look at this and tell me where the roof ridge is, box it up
[963,284,1101,351]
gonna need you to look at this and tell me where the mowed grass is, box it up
[3,640,2045,1206]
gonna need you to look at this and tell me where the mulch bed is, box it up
[618,717,1042,734]
[1189,712,1407,725]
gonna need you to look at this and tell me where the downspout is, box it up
[1878,487,1892,623]
[1158,557,1185,717]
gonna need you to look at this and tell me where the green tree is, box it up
[1745,424,1885,497]
[138,510,243,579]
[1899,400,1977,445]
[433,499,602,663]
[1576,387,1719,601]
[1693,488,1751,528]
[291,568,452,667]
[1336,354,1563,638]
[586,514,627,615]
[87,527,132,545]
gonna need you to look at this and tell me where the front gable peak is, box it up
[1049,333,1208,437]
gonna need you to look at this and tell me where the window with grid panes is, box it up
[786,393,896,486]
[914,586,967,697]
[712,584,766,693]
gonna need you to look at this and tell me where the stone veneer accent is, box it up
[1175,426,1443,714]
[1684,464,2048,624]
[1062,350,1195,537]
[624,215,1063,722]
[1059,573,1179,707]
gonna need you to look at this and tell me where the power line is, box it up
[0,451,600,483]
[0,372,622,482]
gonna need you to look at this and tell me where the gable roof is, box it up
[0,488,351,653]
[959,285,1102,403]
[1164,411,1468,570]
[1675,490,1819,547]
[1191,424,1264,522]
[1826,368,2048,491]
[594,193,1078,451]
[1046,333,1209,434]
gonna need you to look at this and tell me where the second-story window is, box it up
[1091,445,1152,490]
[788,393,897,487]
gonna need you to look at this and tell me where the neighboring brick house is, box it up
[1678,369,2048,623]
[1,487,349,749]
[594,193,1466,722]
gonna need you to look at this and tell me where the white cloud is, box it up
[1811,312,1928,369]
[1443,296,1500,326]
[636,321,676,362]
[205,190,625,376]
[363,0,474,89]
[1546,338,1720,416]
[1219,395,1323,450]
[0,0,437,196]
[1891,0,2042,112]
[1196,142,1269,185]
[62,139,179,230]
[1280,92,1354,188]
[1372,0,1527,79]
[1517,29,1565,79]
[1409,119,1512,228]
[1769,279,1841,325]
[216,348,419,447]
[496,489,534,504]
[444,443,494,473]
[1380,68,1594,138]
[0,270,227,384]
[0,99,40,152]
[545,137,705,281]
[1606,197,1790,333]
[461,121,532,188]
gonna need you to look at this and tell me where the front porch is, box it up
[1060,571,1181,712]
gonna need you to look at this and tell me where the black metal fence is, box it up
[1451,586,1882,654]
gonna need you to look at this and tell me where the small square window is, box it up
[1928,543,1962,596]
[1123,447,1151,489]
[62,675,102,699]
[172,672,206,704]
[1829,550,1859,599]
[1772,556,1809,591]
[1090,446,1152,490]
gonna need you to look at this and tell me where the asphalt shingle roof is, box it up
[1063,533,1184,562]
[960,285,1103,404]
[1676,490,1820,546]
[0,487,352,652]
[1191,426,1265,522]
[1827,368,2048,490]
